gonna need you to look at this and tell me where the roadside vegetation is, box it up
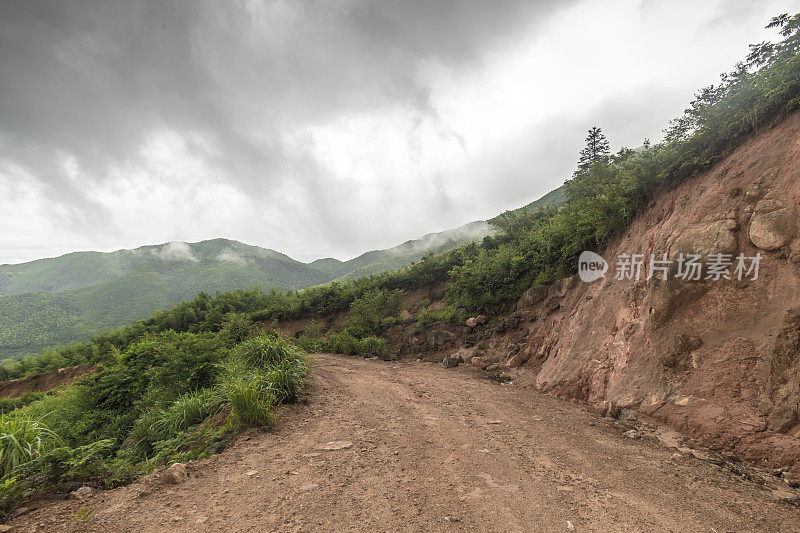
[0,11,797,519]
[0,329,308,518]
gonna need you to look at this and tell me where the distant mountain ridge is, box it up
[0,220,497,360]
[0,185,567,359]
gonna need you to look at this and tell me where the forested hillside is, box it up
[0,221,493,359]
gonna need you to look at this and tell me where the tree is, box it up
[577,126,610,172]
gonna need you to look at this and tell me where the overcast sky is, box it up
[1,0,799,264]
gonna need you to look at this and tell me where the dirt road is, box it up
[13,354,800,532]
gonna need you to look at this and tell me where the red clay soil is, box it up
[0,365,93,399]
[10,354,800,532]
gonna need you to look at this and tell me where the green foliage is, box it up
[324,332,388,357]
[219,364,276,429]
[345,289,403,335]
[414,303,465,331]
[222,335,309,427]
[0,415,60,478]
[0,392,44,415]
[358,336,388,357]
[0,477,26,521]
[0,331,310,502]
[577,126,611,171]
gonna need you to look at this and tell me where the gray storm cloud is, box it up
[0,0,794,264]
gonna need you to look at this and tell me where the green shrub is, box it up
[326,331,360,355]
[0,477,26,521]
[123,389,223,462]
[414,304,464,331]
[220,334,309,427]
[358,336,388,357]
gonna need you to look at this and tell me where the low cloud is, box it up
[216,249,247,266]
[156,241,198,262]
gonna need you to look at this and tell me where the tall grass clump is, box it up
[219,366,276,428]
[0,414,59,478]
[122,389,223,463]
[221,334,310,428]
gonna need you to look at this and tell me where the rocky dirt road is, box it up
[12,354,800,532]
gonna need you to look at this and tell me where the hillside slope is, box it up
[465,110,800,472]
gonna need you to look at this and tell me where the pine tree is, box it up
[577,126,610,172]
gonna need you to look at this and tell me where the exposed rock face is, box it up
[517,286,548,309]
[509,110,800,473]
[749,192,797,250]
[670,219,738,257]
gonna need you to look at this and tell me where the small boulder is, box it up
[750,193,797,250]
[471,356,485,367]
[69,486,95,500]
[163,462,188,485]
[465,317,478,328]
[671,219,738,257]
[594,400,620,418]
[426,329,457,347]
[476,315,487,325]
[442,356,460,368]
[518,286,548,308]
[506,353,529,368]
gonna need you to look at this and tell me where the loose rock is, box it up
[69,486,95,500]
[163,462,188,485]
[622,429,641,440]
[442,356,460,368]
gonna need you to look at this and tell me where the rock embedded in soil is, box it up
[163,462,188,485]
[749,192,797,250]
[69,486,95,500]
[442,356,460,368]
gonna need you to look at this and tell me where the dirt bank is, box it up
[0,365,93,399]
